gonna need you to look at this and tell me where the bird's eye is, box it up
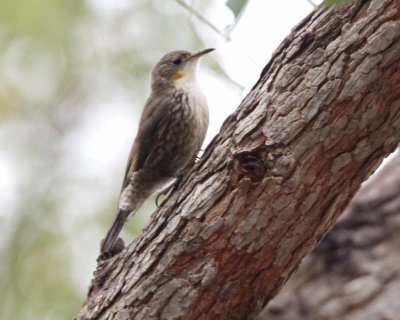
[172,58,182,65]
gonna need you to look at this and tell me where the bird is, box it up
[101,48,214,256]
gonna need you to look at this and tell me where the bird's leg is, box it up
[155,152,202,207]
[156,179,179,207]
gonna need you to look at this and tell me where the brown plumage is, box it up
[101,48,213,255]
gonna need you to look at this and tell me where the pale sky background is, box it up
[3,0,396,300]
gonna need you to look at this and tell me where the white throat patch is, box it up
[174,60,200,91]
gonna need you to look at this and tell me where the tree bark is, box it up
[78,0,400,319]
[261,151,400,320]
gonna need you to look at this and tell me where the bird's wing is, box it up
[121,91,174,188]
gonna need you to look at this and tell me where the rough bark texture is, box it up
[78,0,400,319]
[261,151,400,320]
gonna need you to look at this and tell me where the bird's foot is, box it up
[155,178,182,207]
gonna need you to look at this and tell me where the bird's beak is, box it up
[175,48,214,82]
[190,48,215,60]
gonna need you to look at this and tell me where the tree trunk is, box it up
[77,0,400,319]
[261,151,400,320]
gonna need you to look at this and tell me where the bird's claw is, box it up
[155,179,181,207]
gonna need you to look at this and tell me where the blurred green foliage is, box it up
[0,0,82,44]
[0,1,207,319]
[323,0,351,7]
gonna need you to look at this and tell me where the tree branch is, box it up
[262,151,400,319]
[78,0,400,318]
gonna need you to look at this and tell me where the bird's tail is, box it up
[100,210,129,255]
[101,176,146,255]
[101,171,163,255]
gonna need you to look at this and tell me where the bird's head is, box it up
[151,48,214,90]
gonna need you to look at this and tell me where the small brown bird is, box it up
[101,48,214,255]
